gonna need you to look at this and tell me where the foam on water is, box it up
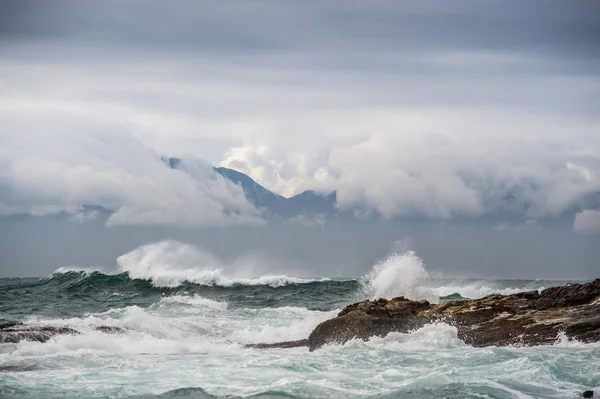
[2,292,599,398]
[2,245,598,398]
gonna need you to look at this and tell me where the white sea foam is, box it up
[15,295,333,357]
[363,250,439,303]
[116,240,327,287]
[4,245,598,398]
[4,291,599,399]
[334,323,465,352]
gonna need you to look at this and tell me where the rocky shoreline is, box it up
[254,278,600,351]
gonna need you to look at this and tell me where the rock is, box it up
[308,297,430,350]
[0,324,80,343]
[245,339,308,349]
[94,325,125,334]
[304,279,600,350]
[0,323,125,343]
[583,391,594,398]
[245,279,600,351]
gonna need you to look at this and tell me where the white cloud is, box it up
[573,210,600,234]
[218,119,600,219]
[0,112,262,228]
[0,2,599,223]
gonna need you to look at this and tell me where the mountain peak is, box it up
[162,157,336,219]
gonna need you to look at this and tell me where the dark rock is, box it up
[254,279,600,351]
[583,390,594,398]
[308,297,430,350]
[0,323,126,343]
[0,324,79,343]
[0,321,22,329]
[245,339,308,349]
[94,325,124,334]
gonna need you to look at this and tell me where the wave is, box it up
[52,266,106,276]
[38,241,571,307]
[358,247,574,303]
[362,250,439,303]
[47,268,330,290]
[40,269,563,308]
[9,297,335,358]
[115,241,328,288]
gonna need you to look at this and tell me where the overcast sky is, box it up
[1,1,599,277]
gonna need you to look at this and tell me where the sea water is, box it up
[1,241,598,398]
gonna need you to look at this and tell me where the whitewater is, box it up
[1,241,598,398]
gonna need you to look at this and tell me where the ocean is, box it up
[0,241,598,399]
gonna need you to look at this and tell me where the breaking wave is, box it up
[115,241,328,288]
[362,250,439,303]
[2,243,591,399]
[44,241,572,305]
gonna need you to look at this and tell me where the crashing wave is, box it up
[361,250,439,303]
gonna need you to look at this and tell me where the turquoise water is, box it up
[0,242,598,398]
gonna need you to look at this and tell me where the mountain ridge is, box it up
[162,157,337,219]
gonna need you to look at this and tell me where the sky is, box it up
[1,1,599,277]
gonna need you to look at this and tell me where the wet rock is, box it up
[0,324,80,343]
[0,321,22,329]
[246,339,308,349]
[94,325,125,334]
[0,323,126,343]
[304,279,600,350]
[583,390,594,398]
[308,297,430,350]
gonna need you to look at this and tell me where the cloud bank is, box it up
[0,0,599,225]
[0,114,261,227]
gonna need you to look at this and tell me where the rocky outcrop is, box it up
[0,322,124,343]
[247,279,600,351]
[306,279,600,351]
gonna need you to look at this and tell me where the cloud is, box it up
[0,1,599,223]
[218,121,600,220]
[573,209,600,234]
[0,112,262,227]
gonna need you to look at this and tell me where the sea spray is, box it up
[363,250,439,303]
[116,240,326,287]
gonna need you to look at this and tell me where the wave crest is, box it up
[115,240,326,288]
[52,266,105,276]
[363,250,439,303]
